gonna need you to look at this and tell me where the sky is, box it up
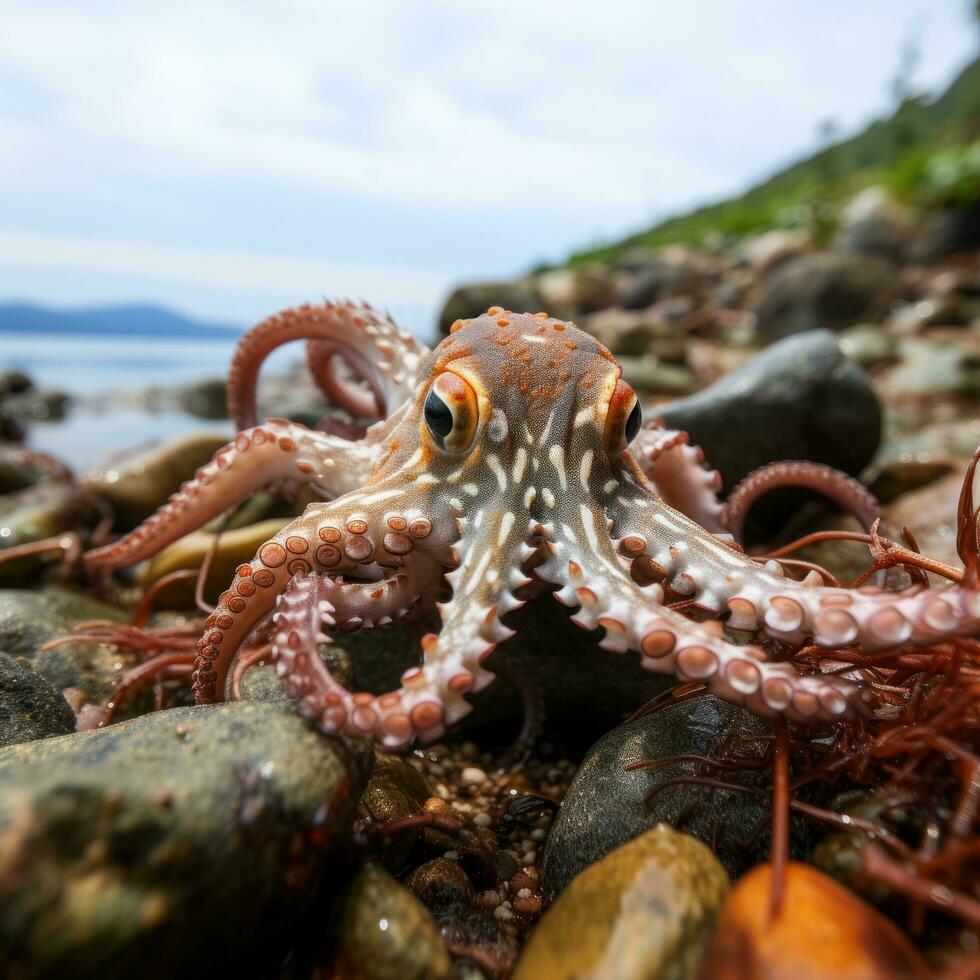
[0,1,976,337]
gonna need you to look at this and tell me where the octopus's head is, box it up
[374,308,645,536]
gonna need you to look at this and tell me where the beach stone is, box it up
[438,281,542,336]
[83,430,229,529]
[359,750,431,870]
[334,862,453,980]
[0,653,76,746]
[699,863,929,979]
[659,330,881,489]
[0,701,371,979]
[0,588,126,702]
[542,695,779,898]
[620,256,703,309]
[753,252,901,340]
[516,825,729,980]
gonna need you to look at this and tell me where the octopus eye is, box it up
[604,379,641,453]
[423,371,479,452]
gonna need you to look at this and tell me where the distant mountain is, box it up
[0,302,242,339]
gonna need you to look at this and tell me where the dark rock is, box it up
[581,306,688,361]
[359,750,431,870]
[517,825,729,980]
[174,377,227,420]
[2,388,70,423]
[541,695,787,898]
[408,856,475,910]
[909,201,980,264]
[753,252,901,340]
[438,281,542,336]
[335,862,453,980]
[0,369,34,397]
[0,653,76,746]
[620,258,702,309]
[659,330,881,489]
[0,588,127,702]
[0,701,371,980]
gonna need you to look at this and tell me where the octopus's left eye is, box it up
[423,371,479,453]
[604,379,641,453]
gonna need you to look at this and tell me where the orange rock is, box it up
[699,862,930,980]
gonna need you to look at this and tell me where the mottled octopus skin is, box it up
[87,304,980,749]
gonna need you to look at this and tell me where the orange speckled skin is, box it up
[86,303,980,748]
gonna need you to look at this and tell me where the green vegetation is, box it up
[568,57,980,266]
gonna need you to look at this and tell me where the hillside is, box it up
[0,302,242,339]
[568,55,980,266]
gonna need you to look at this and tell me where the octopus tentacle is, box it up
[192,487,441,704]
[536,523,874,723]
[607,464,980,657]
[269,505,531,748]
[227,300,429,430]
[630,423,727,534]
[84,420,384,573]
[723,460,881,541]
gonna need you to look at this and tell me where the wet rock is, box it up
[359,750,431,869]
[0,653,76,746]
[0,445,72,494]
[0,369,34,397]
[173,377,227,419]
[0,701,371,980]
[0,587,127,702]
[753,252,901,340]
[83,431,230,529]
[659,330,881,488]
[542,695,778,896]
[438,281,542,336]
[699,862,929,979]
[837,323,899,369]
[335,861,453,980]
[516,825,729,980]
[138,518,291,605]
[408,856,475,910]
[0,483,101,585]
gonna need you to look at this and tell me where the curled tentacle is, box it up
[84,420,383,573]
[724,460,881,542]
[536,525,875,724]
[192,491,447,705]
[630,423,727,534]
[227,300,429,430]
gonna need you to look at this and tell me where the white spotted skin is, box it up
[93,307,980,744]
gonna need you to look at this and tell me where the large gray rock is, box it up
[659,329,881,489]
[0,588,127,701]
[753,252,901,340]
[0,653,76,746]
[541,695,802,898]
[0,701,371,979]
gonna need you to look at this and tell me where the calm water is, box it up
[0,332,301,470]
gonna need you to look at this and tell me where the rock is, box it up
[880,336,980,400]
[0,369,34,397]
[619,356,700,396]
[0,445,72,494]
[534,265,617,318]
[579,306,688,361]
[3,388,70,423]
[833,187,910,260]
[620,256,703,310]
[659,330,881,489]
[542,695,778,897]
[698,862,929,979]
[173,377,227,419]
[138,518,291,605]
[909,201,980,264]
[438,281,542,336]
[837,324,899,369]
[83,431,230,529]
[0,587,127,702]
[516,825,729,980]
[359,750,431,870]
[0,484,101,585]
[0,701,371,979]
[0,653,76,746]
[335,862,453,980]
[753,252,901,340]
[408,856,475,910]
[740,229,809,273]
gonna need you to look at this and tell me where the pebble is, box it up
[461,766,487,785]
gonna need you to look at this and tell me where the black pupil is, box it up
[424,389,454,440]
[624,401,641,444]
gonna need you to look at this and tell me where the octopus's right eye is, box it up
[423,371,479,453]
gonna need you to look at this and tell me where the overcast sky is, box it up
[0,1,976,335]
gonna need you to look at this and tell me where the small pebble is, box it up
[473,812,493,827]
[461,766,487,785]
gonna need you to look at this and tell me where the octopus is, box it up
[84,302,980,749]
